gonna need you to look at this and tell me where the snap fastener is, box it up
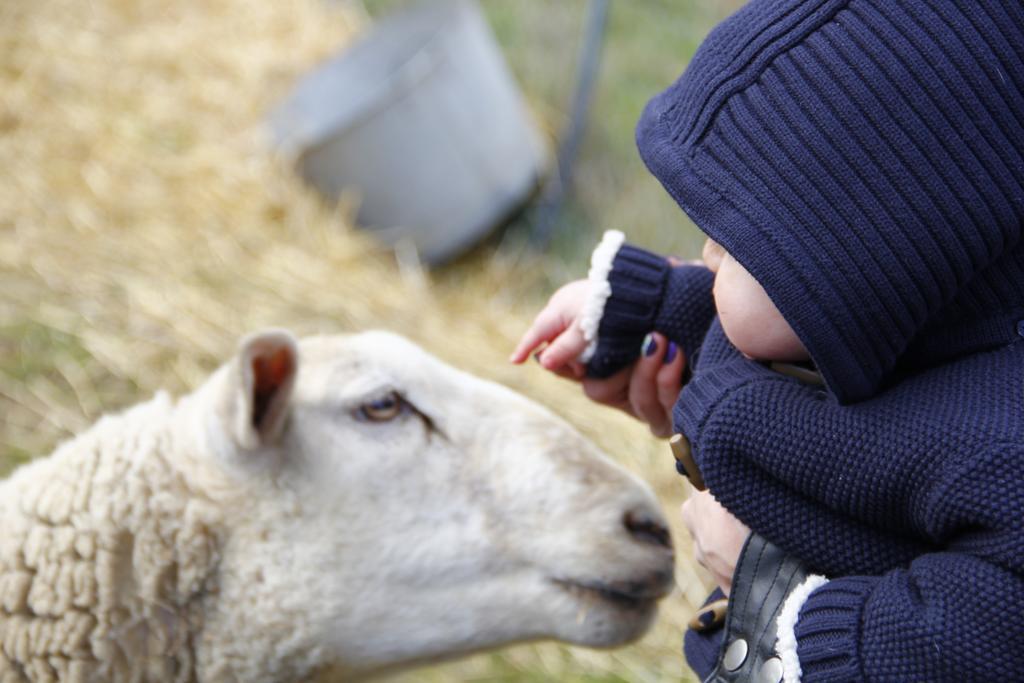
[759,657,784,683]
[1017,320,1024,339]
[670,434,706,491]
[723,638,748,672]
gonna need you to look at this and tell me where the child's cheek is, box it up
[712,258,810,362]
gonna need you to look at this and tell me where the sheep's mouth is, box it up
[552,577,666,610]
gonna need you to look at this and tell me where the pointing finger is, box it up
[537,326,587,371]
[510,309,563,364]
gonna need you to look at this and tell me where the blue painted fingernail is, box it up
[643,334,657,357]
[664,342,678,364]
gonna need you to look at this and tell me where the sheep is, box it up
[0,329,674,682]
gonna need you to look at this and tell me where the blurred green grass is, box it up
[0,320,141,477]
[363,0,740,278]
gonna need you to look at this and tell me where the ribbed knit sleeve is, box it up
[675,322,1024,680]
[586,244,715,378]
[792,552,1024,682]
[637,0,1024,403]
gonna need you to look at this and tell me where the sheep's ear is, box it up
[228,329,298,451]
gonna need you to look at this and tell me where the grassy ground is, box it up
[1,0,739,680]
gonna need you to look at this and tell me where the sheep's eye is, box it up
[357,392,405,422]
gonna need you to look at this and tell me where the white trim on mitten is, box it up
[578,230,625,362]
[775,574,830,683]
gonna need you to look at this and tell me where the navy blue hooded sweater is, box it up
[586,1,1024,681]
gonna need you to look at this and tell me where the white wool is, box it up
[0,330,672,682]
[579,230,625,363]
[775,574,830,683]
[0,393,224,682]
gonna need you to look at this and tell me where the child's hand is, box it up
[510,279,591,378]
[512,280,685,435]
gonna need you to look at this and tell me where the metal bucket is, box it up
[270,0,548,264]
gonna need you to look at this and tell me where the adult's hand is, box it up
[581,332,684,437]
[681,489,751,597]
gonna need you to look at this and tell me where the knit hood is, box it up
[637,0,1024,403]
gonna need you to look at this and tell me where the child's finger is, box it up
[510,309,564,363]
[547,360,585,382]
[537,326,586,371]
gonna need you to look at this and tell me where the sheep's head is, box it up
[187,329,674,681]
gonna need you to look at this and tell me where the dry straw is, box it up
[0,0,708,678]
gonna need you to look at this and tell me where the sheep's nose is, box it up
[623,509,672,550]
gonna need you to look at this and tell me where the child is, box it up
[512,1,1024,681]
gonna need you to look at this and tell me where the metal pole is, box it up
[530,0,610,248]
